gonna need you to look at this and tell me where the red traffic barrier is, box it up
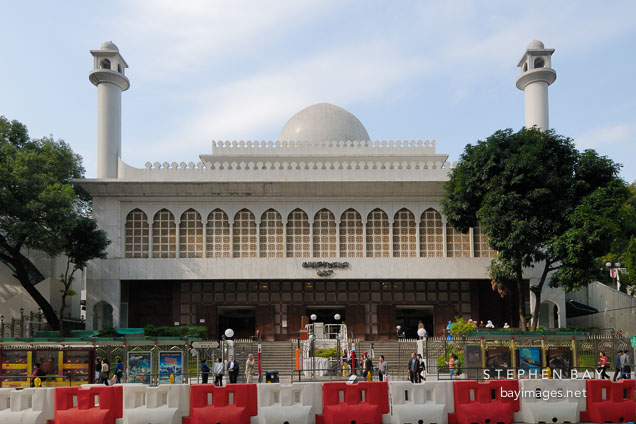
[580,379,636,424]
[449,380,520,424]
[315,381,389,424]
[183,384,257,424]
[49,385,123,424]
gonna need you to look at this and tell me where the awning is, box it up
[565,300,599,318]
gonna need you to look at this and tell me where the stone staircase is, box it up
[356,340,418,381]
[259,341,295,382]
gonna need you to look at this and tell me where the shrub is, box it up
[314,348,338,358]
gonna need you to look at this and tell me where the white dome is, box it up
[279,103,370,143]
[527,40,544,50]
[100,41,119,51]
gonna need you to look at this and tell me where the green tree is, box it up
[441,128,627,331]
[0,116,110,331]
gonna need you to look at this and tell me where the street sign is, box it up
[631,336,636,347]
[609,268,617,278]
[191,341,219,349]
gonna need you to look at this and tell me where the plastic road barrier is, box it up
[183,383,257,424]
[449,380,520,424]
[0,387,55,424]
[257,382,323,424]
[388,381,454,424]
[513,379,586,424]
[315,381,389,424]
[580,379,636,424]
[51,385,123,424]
[122,384,189,424]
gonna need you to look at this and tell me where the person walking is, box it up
[417,353,426,381]
[100,359,110,385]
[31,363,46,387]
[619,350,631,379]
[363,352,373,381]
[408,353,418,383]
[213,357,224,386]
[598,351,610,379]
[113,357,124,384]
[245,354,255,383]
[613,350,622,381]
[377,355,389,381]
[95,358,102,384]
[201,359,210,384]
[446,354,457,380]
[227,355,239,384]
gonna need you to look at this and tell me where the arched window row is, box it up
[123,207,496,259]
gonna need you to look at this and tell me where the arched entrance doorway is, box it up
[93,301,114,330]
[539,300,559,329]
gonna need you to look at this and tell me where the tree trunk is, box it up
[516,264,527,331]
[530,263,551,331]
[13,254,60,330]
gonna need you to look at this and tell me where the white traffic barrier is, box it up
[257,382,323,424]
[513,379,587,424]
[122,384,190,424]
[388,381,454,424]
[0,387,55,424]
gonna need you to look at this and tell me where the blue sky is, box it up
[1,1,635,182]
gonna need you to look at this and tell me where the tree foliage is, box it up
[0,116,109,331]
[441,128,628,331]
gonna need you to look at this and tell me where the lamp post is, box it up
[334,313,341,340]
[309,334,315,379]
[396,325,401,339]
[605,262,621,290]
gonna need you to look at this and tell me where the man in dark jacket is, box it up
[362,352,373,381]
[408,353,418,383]
[613,350,622,381]
[201,359,210,384]
[227,355,239,384]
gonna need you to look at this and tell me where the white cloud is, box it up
[575,124,634,150]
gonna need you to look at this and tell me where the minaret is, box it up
[516,40,556,131]
[89,41,130,179]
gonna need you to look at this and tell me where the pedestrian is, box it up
[598,351,610,379]
[113,357,124,384]
[201,359,210,384]
[479,320,485,327]
[95,358,102,384]
[408,353,418,383]
[100,359,110,385]
[417,353,426,381]
[446,354,457,380]
[31,363,46,387]
[619,350,631,379]
[227,355,239,384]
[213,357,224,386]
[503,323,510,329]
[362,352,373,381]
[377,355,388,381]
[485,320,495,329]
[446,321,453,340]
[613,350,622,381]
[245,354,255,383]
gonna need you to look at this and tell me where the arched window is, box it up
[366,209,390,257]
[117,64,123,73]
[92,301,113,330]
[179,209,203,258]
[534,57,545,68]
[286,209,310,257]
[523,62,528,72]
[260,209,283,258]
[313,209,337,257]
[99,59,111,70]
[446,224,470,257]
[340,209,363,257]
[152,209,176,258]
[393,208,416,257]
[233,209,257,258]
[473,221,496,257]
[125,209,149,258]
[420,208,443,257]
[206,209,230,257]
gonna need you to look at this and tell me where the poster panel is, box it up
[127,352,151,384]
[159,351,183,384]
[518,347,541,374]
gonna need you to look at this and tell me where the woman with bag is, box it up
[100,359,110,385]
[377,355,389,381]
[213,357,224,386]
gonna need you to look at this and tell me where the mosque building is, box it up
[78,40,565,340]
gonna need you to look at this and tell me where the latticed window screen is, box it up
[179,209,203,258]
[286,209,310,258]
[339,209,363,257]
[233,209,257,258]
[366,209,390,257]
[260,209,283,258]
[446,224,470,257]
[152,209,176,258]
[420,208,444,257]
[474,221,496,257]
[393,208,416,257]
[125,209,149,258]
[206,209,230,257]
[313,209,337,257]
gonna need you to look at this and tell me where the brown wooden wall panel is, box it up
[286,305,307,337]
[346,305,366,339]
[256,305,275,341]
[434,305,456,337]
[377,304,396,340]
